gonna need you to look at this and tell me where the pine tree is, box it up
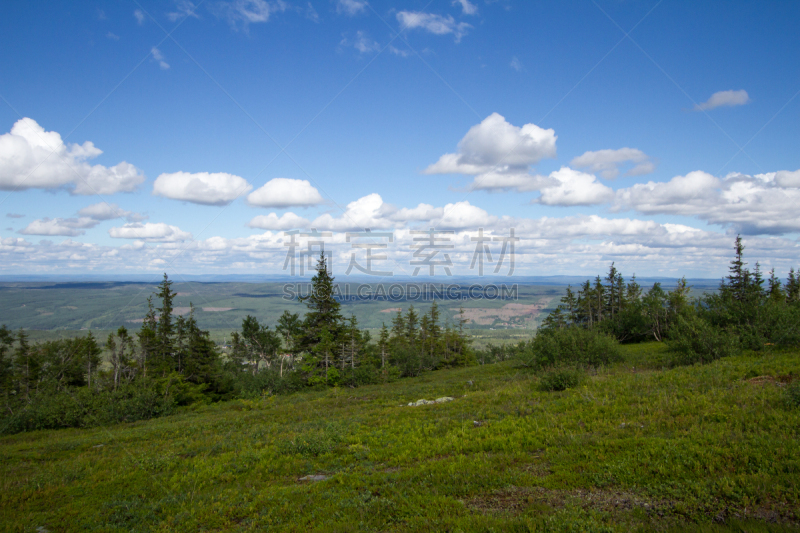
[768,268,784,302]
[726,235,748,301]
[300,251,343,349]
[154,273,177,372]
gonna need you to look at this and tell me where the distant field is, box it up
[0,281,564,335]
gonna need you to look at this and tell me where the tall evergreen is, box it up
[300,251,343,348]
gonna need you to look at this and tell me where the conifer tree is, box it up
[300,251,343,349]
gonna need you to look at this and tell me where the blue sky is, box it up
[1,0,799,279]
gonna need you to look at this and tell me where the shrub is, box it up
[538,367,585,392]
[785,381,800,409]
[0,382,176,436]
[667,312,740,365]
[519,327,621,370]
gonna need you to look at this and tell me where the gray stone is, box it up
[299,474,328,482]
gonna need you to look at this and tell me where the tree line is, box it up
[0,252,477,434]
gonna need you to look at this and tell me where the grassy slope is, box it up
[1,344,799,532]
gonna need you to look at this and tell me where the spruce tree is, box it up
[300,251,343,349]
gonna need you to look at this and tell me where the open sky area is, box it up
[1,0,799,280]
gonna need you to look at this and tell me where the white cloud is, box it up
[469,170,548,192]
[219,0,287,28]
[535,167,615,206]
[570,147,655,179]
[311,193,393,231]
[510,56,523,72]
[0,118,145,195]
[106,32,120,41]
[694,89,750,111]
[247,178,324,208]
[775,169,800,188]
[153,171,252,206]
[20,217,98,237]
[78,202,146,222]
[248,212,310,230]
[388,203,442,222]
[305,2,319,22]
[151,47,170,70]
[134,9,145,24]
[396,11,472,43]
[337,0,367,16]
[616,169,800,234]
[109,222,192,242]
[389,45,410,57]
[430,201,497,229]
[424,113,557,175]
[341,31,380,54]
[167,0,200,21]
[452,0,477,15]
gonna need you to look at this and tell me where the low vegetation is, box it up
[1,342,798,531]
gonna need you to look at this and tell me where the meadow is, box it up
[1,342,798,532]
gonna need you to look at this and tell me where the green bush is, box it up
[667,312,740,365]
[538,367,585,392]
[519,327,621,370]
[785,381,800,409]
[0,382,176,435]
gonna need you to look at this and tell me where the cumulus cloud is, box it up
[153,171,252,206]
[694,89,750,111]
[248,212,310,230]
[396,11,472,43]
[19,217,98,237]
[387,203,442,222]
[337,0,367,16]
[0,118,145,195]
[151,47,170,69]
[452,0,477,15]
[78,202,146,222]
[775,169,800,188]
[109,222,192,242]
[425,113,557,176]
[570,148,655,179]
[247,178,324,208]
[616,169,800,234]
[535,167,615,206]
[311,193,394,231]
[430,201,497,229]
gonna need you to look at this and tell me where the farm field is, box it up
[1,342,798,532]
[0,279,715,339]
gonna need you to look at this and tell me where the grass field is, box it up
[1,342,798,532]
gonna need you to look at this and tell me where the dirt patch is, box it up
[380,308,402,314]
[747,375,795,386]
[202,307,233,312]
[61,306,78,310]
[460,301,552,326]
[467,486,669,516]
